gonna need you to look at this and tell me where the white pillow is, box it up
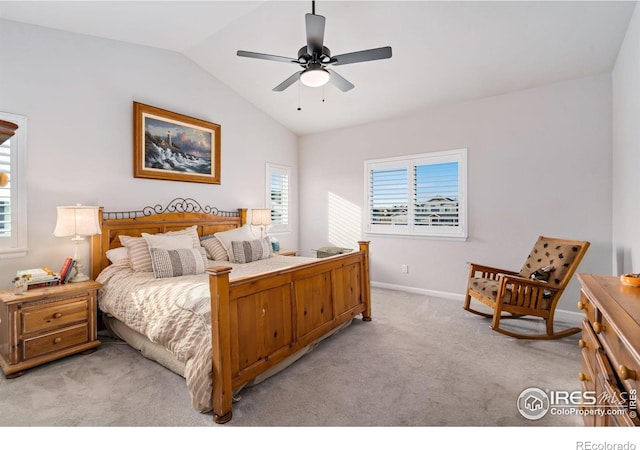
[214,225,257,260]
[142,233,194,250]
[106,247,130,264]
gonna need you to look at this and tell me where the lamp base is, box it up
[68,268,90,283]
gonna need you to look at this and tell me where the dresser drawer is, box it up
[598,313,640,395]
[20,296,89,334]
[22,324,89,360]
[600,377,639,427]
[578,290,598,325]
[580,319,601,376]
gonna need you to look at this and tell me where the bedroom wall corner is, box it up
[612,3,640,276]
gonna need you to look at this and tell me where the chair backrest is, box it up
[519,236,590,288]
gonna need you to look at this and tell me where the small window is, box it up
[365,148,467,239]
[0,112,28,258]
[266,163,290,234]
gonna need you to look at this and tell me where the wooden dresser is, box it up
[0,281,101,378]
[577,273,639,426]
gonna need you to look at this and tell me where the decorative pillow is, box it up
[119,226,201,272]
[142,233,193,250]
[230,238,273,264]
[149,247,207,278]
[119,235,154,272]
[214,225,257,260]
[106,247,130,264]
[200,235,229,261]
[529,265,553,282]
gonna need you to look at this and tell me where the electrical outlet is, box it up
[401,264,409,274]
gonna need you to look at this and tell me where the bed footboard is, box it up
[207,241,371,423]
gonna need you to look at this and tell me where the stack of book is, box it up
[57,257,76,284]
[16,267,61,290]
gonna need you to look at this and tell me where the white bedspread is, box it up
[96,255,315,412]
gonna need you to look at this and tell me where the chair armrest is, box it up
[499,274,560,292]
[467,262,519,278]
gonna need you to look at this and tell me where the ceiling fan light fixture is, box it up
[300,67,330,87]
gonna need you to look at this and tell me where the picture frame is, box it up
[133,102,221,184]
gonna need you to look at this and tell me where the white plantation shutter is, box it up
[368,166,408,228]
[266,163,290,233]
[0,112,27,258]
[413,161,460,228]
[365,148,467,239]
[0,139,11,237]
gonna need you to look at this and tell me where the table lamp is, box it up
[251,209,272,239]
[53,204,101,282]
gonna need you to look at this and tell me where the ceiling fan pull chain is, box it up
[322,84,325,103]
[297,80,302,111]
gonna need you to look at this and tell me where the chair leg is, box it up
[463,293,495,318]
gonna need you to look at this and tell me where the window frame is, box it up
[364,148,468,240]
[0,112,28,258]
[265,163,291,235]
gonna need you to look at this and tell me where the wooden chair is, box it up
[463,236,590,340]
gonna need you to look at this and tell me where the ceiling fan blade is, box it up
[273,71,302,92]
[237,50,297,64]
[305,13,326,55]
[332,46,392,66]
[327,69,354,92]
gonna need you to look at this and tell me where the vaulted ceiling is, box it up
[0,1,635,135]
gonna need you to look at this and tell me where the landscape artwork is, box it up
[133,102,221,184]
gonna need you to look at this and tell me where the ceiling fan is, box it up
[237,1,392,93]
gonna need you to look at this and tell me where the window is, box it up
[266,163,290,234]
[365,148,467,239]
[0,112,28,258]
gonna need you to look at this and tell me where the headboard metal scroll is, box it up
[90,198,246,280]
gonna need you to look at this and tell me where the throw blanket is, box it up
[97,255,315,412]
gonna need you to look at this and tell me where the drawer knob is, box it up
[53,313,62,319]
[618,365,637,380]
[578,339,587,349]
[578,372,591,382]
[53,337,62,344]
[577,301,586,310]
[593,322,603,333]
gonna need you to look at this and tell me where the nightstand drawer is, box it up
[21,296,89,334]
[22,324,89,360]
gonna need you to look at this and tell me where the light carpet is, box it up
[0,287,585,428]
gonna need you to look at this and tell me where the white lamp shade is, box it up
[300,68,330,88]
[53,205,102,237]
[251,209,272,226]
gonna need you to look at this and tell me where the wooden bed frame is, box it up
[90,199,371,423]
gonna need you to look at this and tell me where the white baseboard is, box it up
[370,281,582,327]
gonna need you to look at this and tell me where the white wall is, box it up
[612,4,640,275]
[299,74,612,312]
[0,19,298,288]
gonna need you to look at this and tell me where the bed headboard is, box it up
[90,198,246,280]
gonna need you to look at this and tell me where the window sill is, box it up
[364,231,468,242]
[0,248,28,259]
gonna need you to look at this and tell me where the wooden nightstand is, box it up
[276,249,298,256]
[0,280,102,378]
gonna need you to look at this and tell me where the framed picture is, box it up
[133,102,221,184]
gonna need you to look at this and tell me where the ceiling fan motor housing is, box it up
[298,46,331,66]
